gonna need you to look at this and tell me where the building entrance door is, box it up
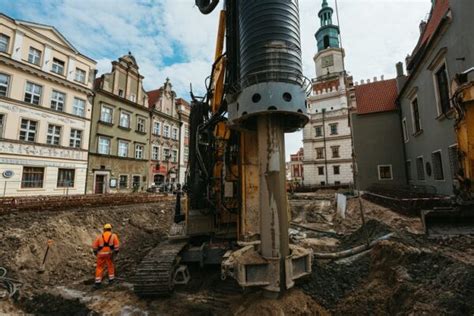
[154,174,165,185]
[95,175,106,194]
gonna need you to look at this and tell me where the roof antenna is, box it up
[190,83,196,102]
[335,0,346,75]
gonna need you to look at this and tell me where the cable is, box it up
[0,267,22,298]
[195,0,220,15]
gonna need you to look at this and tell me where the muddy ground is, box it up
[0,194,473,315]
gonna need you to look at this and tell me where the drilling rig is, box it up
[133,0,312,297]
[422,68,474,236]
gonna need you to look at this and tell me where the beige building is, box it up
[87,53,149,194]
[0,14,96,196]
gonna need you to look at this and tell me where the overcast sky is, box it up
[1,0,432,161]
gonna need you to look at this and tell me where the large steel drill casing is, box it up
[229,0,309,132]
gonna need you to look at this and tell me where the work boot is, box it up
[108,278,115,285]
[93,282,101,289]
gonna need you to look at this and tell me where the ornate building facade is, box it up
[147,79,182,186]
[87,53,149,194]
[289,147,304,186]
[0,13,96,196]
[303,0,354,187]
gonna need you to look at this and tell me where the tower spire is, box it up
[315,0,340,51]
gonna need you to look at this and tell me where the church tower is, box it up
[303,0,353,188]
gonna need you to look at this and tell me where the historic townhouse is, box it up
[397,0,474,195]
[289,148,304,186]
[350,78,406,191]
[0,14,96,196]
[147,79,182,186]
[303,0,353,187]
[88,53,149,194]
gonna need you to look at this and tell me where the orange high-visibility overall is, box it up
[92,231,120,284]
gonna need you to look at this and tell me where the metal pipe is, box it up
[257,115,289,291]
[313,232,394,259]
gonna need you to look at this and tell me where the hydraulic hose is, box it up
[195,0,219,14]
[0,267,22,298]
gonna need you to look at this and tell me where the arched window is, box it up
[323,35,330,49]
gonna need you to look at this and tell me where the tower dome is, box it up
[315,0,340,51]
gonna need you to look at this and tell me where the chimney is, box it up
[367,79,371,83]
[419,20,427,34]
[373,76,377,82]
[396,62,404,77]
[381,75,384,81]
[355,81,358,86]
[361,79,365,84]
[405,54,412,71]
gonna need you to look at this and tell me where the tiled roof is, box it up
[412,0,450,59]
[175,98,190,107]
[146,89,162,108]
[422,0,449,47]
[354,79,398,115]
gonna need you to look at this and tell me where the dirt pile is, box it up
[233,289,329,316]
[293,195,424,235]
[0,201,173,292]
[18,293,96,316]
[339,197,423,234]
[333,238,474,315]
[1,192,472,315]
[338,219,392,248]
[299,256,371,308]
[295,212,474,315]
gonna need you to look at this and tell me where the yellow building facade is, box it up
[0,14,96,196]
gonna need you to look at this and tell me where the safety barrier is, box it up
[363,183,451,217]
[0,179,141,197]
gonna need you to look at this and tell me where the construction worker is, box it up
[92,223,120,288]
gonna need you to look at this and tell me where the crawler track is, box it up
[133,240,188,297]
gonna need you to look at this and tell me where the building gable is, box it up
[17,20,78,52]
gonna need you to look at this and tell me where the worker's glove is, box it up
[93,250,98,256]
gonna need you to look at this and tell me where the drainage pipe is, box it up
[313,232,394,259]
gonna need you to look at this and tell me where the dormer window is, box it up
[28,47,41,65]
[75,68,86,83]
[0,34,9,53]
[118,89,124,97]
[51,58,65,75]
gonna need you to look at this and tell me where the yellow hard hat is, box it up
[103,223,112,230]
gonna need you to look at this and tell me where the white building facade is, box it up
[303,0,353,187]
[0,14,96,196]
[176,98,190,184]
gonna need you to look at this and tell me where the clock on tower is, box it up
[322,55,334,68]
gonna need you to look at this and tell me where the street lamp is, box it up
[164,152,172,186]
